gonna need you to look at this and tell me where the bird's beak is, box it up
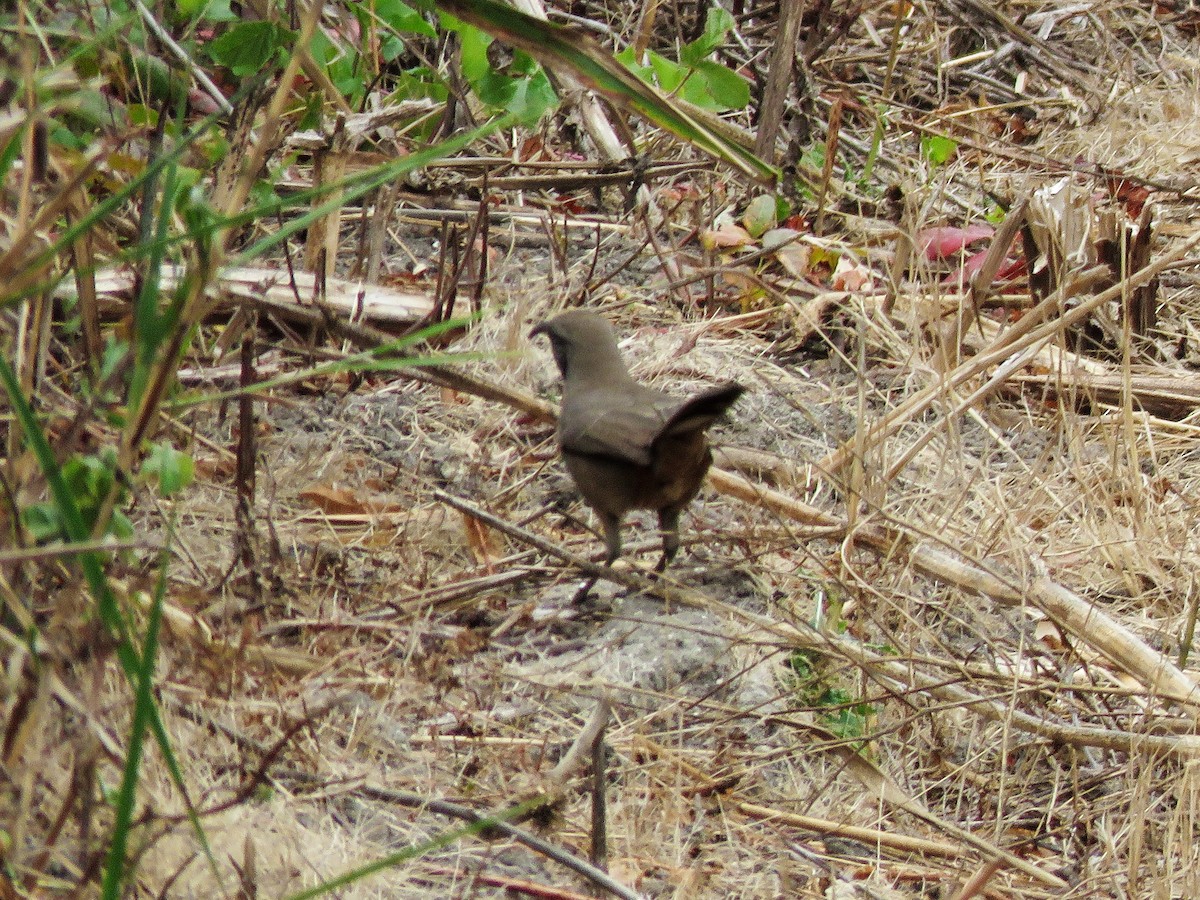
[529,322,548,339]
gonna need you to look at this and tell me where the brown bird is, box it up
[530,310,744,593]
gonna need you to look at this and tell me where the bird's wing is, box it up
[560,383,744,465]
[558,392,675,467]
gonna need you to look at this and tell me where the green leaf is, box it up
[191,0,238,22]
[799,143,825,170]
[128,104,158,128]
[100,337,129,385]
[455,26,556,121]
[471,67,515,107]
[110,510,135,541]
[504,67,556,123]
[614,46,651,80]
[21,449,131,544]
[305,29,364,105]
[63,453,110,509]
[692,59,749,110]
[457,22,491,81]
[249,177,282,210]
[648,51,686,94]
[175,0,208,20]
[21,504,62,543]
[742,194,778,238]
[625,37,748,112]
[123,50,188,106]
[680,5,735,66]
[920,133,957,168]
[381,35,403,62]
[392,66,448,102]
[787,650,816,680]
[371,0,436,38]
[208,21,292,76]
[143,444,195,497]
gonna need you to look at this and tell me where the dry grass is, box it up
[7,1,1200,898]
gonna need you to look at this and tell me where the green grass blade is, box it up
[282,799,544,899]
[101,517,172,899]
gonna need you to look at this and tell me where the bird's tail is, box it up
[661,382,745,436]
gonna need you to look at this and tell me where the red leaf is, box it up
[918,224,995,260]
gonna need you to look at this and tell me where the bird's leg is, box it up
[655,507,682,573]
[573,512,623,603]
[571,577,599,604]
